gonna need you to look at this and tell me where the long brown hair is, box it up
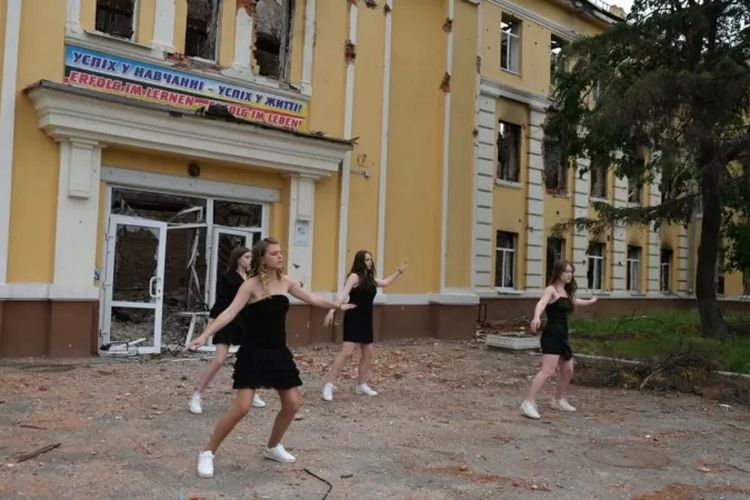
[250,237,283,296]
[349,250,376,288]
[549,259,577,311]
[225,246,251,275]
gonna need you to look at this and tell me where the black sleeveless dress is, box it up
[540,297,573,360]
[343,284,377,344]
[232,295,302,390]
[209,272,245,346]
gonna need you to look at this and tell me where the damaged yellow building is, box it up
[0,0,746,357]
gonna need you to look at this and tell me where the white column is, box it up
[337,4,358,287]
[572,158,590,289]
[287,175,316,287]
[525,107,546,293]
[152,0,176,53]
[678,226,690,294]
[376,0,393,281]
[53,139,104,289]
[299,0,317,96]
[472,94,495,290]
[0,0,23,284]
[647,176,661,293]
[66,0,82,35]
[612,176,629,291]
[232,2,254,72]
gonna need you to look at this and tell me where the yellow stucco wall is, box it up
[307,0,347,291]
[288,0,306,84]
[7,0,66,283]
[446,0,479,289]
[345,5,385,274]
[386,0,446,293]
[136,0,156,45]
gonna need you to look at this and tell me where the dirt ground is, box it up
[1,338,750,499]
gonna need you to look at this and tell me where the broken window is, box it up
[546,237,565,285]
[495,231,517,289]
[254,0,295,79]
[627,177,642,204]
[497,121,521,183]
[500,14,521,73]
[95,0,136,39]
[549,34,566,87]
[590,160,608,199]
[543,135,568,192]
[185,0,222,60]
[214,200,263,227]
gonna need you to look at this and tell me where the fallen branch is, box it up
[14,443,61,463]
[303,467,333,500]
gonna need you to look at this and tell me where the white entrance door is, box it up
[102,215,168,354]
[208,227,262,306]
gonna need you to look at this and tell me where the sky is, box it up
[607,0,634,13]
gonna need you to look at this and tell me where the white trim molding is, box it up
[26,82,351,179]
[66,0,82,35]
[0,283,100,301]
[337,4,358,287]
[440,0,455,293]
[286,175,317,291]
[480,77,550,112]
[299,0,317,96]
[376,0,394,283]
[101,167,281,202]
[525,109,546,292]
[152,0,177,54]
[0,0,23,284]
[473,95,495,288]
[232,2,254,72]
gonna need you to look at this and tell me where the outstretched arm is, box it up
[287,276,356,311]
[575,295,599,307]
[376,262,408,288]
[323,274,359,326]
[186,282,251,349]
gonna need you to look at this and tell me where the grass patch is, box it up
[570,310,750,374]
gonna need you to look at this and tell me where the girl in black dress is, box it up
[186,238,354,478]
[521,260,598,420]
[321,250,407,402]
[189,246,266,414]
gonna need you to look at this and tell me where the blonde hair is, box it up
[250,237,283,296]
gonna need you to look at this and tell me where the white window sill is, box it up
[496,179,522,189]
[494,287,521,295]
[547,190,570,199]
[67,30,166,62]
[501,68,522,77]
[629,291,647,297]
[590,197,609,204]
[626,202,642,208]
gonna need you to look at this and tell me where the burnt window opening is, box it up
[543,135,568,192]
[185,0,222,60]
[95,0,136,39]
[254,0,295,79]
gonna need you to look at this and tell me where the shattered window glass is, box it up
[111,189,206,223]
[254,0,294,79]
[213,200,263,228]
[185,0,221,60]
[95,0,136,39]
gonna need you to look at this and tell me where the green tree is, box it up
[547,0,750,338]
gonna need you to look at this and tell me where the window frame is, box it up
[95,0,138,40]
[184,0,223,62]
[626,245,641,292]
[659,249,672,293]
[587,242,605,291]
[500,14,522,74]
[495,231,517,291]
[497,121,522,183]
[546,236,566,285]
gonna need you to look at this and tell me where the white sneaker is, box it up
[197,450,214,478]
[189,393,203,414]
[322,383,335,402]
[252,394,266,408]
[264,444,296,463]
[521,400,541,420]
[551,399,577,412]
[356,383,378,396]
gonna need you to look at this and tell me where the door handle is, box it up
[149,276,157,299]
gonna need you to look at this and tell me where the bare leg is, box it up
[525,355,560,403]
[195,344,230,394]
[357,343,374,385]
[267,388,301,448]
[324,342,357,383]
[554,358,574,400]
[204,389,254,453]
